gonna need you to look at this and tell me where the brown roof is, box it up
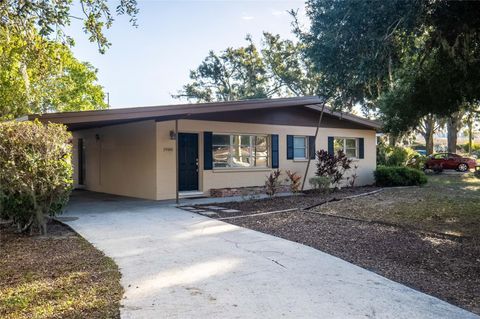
[28,96,382,131]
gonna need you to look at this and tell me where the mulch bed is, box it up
[225,210,480,315]
[0,220,123,319]
[196,186,380,218]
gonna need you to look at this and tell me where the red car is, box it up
[425,153,477,172]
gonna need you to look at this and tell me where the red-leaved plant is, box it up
[315,149,352,188]
[285,170,302,193]
[265,169,282,197]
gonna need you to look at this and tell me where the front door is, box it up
[178,133,199,191]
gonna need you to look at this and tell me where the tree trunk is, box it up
[35,207,47,235]
[467,113,473,155]
[447,112,461,153]
[425,132,434,155]
[388,133,397,147]
[31,193,47,235]
[420,115,435,155]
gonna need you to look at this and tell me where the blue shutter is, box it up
[271,134,279,168]
[308,136,316,159]
[286,135,294,160]
[204,132,213,170]
[358,138,365,159]
[328,136,334,155]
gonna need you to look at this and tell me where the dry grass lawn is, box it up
[0,220,123,319]
[315,173,480,238]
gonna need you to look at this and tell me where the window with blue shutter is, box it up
[271,134,279,168]
[308,136,316,159]
[328,136,334,155]
[286,135,294,160]
[358,138,365,159]
[203,132,213,170]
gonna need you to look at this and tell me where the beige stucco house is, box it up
[31,96,381,201]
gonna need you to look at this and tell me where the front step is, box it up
[179,191,205,199]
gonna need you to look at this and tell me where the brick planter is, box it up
[210,185,290,197]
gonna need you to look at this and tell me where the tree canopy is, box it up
[175,33,323,102]
[0,0,134,119]
[0,0,139,53]
[301,0,480,134]
[0,27,107,120]
[175,36,270,102]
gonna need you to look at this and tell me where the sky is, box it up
[67,0,307,109]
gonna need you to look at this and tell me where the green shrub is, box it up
[459,143,480,153]
[474,170,480,179]
[386,146,408,166]
[0,120,73,234]
[309,176,331,192]
[377,144,418,167]
[374,166,428,187]
[406,154,428,170]
[376,140,388,165]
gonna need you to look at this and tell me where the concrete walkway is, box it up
[63,191,478,319]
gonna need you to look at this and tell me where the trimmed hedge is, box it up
[374,166,428,187]
[0,120,73,234]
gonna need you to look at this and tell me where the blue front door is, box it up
[178,133,199,191]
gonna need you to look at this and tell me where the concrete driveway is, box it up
[63,191,478,319]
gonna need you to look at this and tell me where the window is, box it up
[334,137,358,158]
[293,136,308,159]
[213,134,269,169]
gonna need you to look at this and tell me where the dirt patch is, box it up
[0,220,123,319]
[227,211,480,315]
[197,186,380,218]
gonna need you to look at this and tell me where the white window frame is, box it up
[334,137,359,159]
[212,133,270,169]
[293,136,308,160]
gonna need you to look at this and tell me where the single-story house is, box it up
[30,96,381,201]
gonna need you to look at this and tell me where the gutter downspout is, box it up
[175,119,179,205]
[301,101,326,191]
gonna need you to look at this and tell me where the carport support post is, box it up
[175,119,179,205]
[301,101,326,192]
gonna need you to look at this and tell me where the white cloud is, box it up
[241,15,254,20]
[271,10,287,17]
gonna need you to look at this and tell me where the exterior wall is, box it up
[72,120,157,200]
[155,119,376,200]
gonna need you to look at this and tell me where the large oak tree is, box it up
[301,0,480,151]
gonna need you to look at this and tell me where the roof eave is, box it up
[29,96,323,125]
[305,104,382,130]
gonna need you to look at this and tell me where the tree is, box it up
[0,0,139,54]
[463,106,480,155]
[446,110,464,153]
[298,0,422,110]
[0,120,73,235]
[261,32,323,97]
[416,115,443,155]
[0,27,107,120]
[175,33,323,102]
[174,36,270,102]
[301,0,480,151]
